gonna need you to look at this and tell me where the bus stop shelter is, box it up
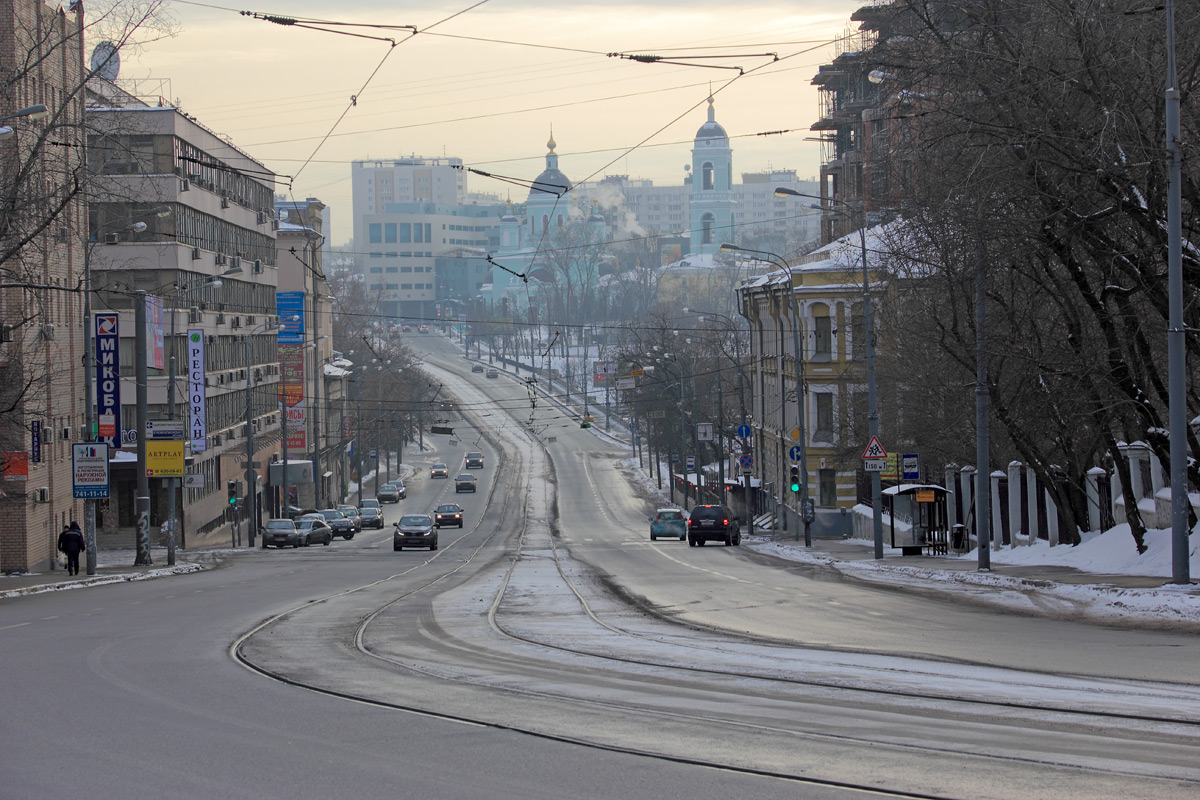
[883,484,949,556]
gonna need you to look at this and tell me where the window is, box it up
[368,223,382,244]
[385,267,398,273]
[850,302,865,360]
[384,223,397,243]
[401,283,412,290]
[369,267,382,274]
[813,307,832,360]
[701,213,714,245]
[385,283,398,290]
[815,392,834,442]
[401,266,412,273]
[819,469,837,506]
[702,162,714,191]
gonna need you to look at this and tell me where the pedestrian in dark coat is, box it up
[57,521,85,576]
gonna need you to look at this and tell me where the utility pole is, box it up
[244,334,257,546]
[134,291,151,565]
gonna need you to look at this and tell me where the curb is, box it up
[0,563,206,600]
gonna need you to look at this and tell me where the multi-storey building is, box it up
[86,78,281,548]
[0,0,87,573]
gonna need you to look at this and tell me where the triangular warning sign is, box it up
[862,436,887,460]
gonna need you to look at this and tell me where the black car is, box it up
[336,505,363,532]
[394,514,438,551]
[359,507,384,529]
[434,503,465,528]
[464,452,484,469]
[485,369,498,379]
[455,474,476,493]
[471,364,484,373]
[687,504,741,547]
[378,484,401,503]
[319,509,355,539]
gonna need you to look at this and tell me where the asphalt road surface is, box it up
[3,332,1198,800]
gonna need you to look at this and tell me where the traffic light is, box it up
[227,480,238,505]
[789,466,800,493]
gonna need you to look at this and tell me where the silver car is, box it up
[263,519,301,549]
[295,517,333,547]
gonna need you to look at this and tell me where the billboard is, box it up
[72,443,110,498]
[146,295,164,369]
[276,291,305,344]
[95,312,121,449]
[278,343,306,451]
[187,329,207,452]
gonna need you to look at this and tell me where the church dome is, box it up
[694,97,728,145]
[528,131,572,201]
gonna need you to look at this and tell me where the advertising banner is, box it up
[187,329,207,452]
[95,312,121,449]
[145,440,184,477]
[146,295,164,369]
[30,420,41,464]
[2,451,28,481]
[72,443,110,498]
[276,291,305,344]
[278,343,306,451]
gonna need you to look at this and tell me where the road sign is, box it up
[617,377,635,390]
[72,443,109,498]
[863,459,887,472]
[696,423,714,442]
[240,461,262,470]
[145,440,184,477]
[801,498,815,524]
[790,427,801,442]
[788,445,804,461]
[862,435,887,460]
[183,473,204,489]
[737,424,751,438]
[649,410,666,419]
[670,453,680,463]
[685,455,696,470]
[738,454,753,468]
[631,368,644,377]
[369,448,377,459]
[902,453,920,481]
[146,419,186,440]
[582,416,594,423]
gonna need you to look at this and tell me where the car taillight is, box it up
[724,519,729,525]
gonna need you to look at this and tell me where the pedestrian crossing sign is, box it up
[862,436,887,460]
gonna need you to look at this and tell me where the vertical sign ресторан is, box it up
[95,312,121,449]
[188,329,207,452]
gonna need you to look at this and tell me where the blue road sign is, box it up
[737,424,751,438]
[670,453,680,463]
[685,455,696,470]
[902,453,920,481]
[738,454,753,468]
[788,445,803,461]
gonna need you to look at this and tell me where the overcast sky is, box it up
[123,1,862,243]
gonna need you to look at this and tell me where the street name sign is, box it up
[146,419,186,440]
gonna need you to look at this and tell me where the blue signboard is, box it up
[72,442,110,499]
[737,424,751,438]
[31,420,41,464]
[738,454,753,468]
[95,312,121,449]
[788,445,804,461]
[902,453,920,481]
[276,291,305,344]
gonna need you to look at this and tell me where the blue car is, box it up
[649,508,687,541]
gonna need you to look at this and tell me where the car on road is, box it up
[649,508,687,541]
[430,463,448,478]
[377,484,401,503]
[418,324,429,334]
[401,324,412,332]
[434,503,465,528]
[361,499,380,511]
[464,452,484,469]
[295,517,334,546]
[386,479,407,499]
[485,369,498,379]
[359,506,385,529]
[336,505,363,532]
[262,519,302,548]
[455,474,477,493]
[319,509,356,539]
[471,363,484,373]
[687,504,740,547]
[394,514,438,551]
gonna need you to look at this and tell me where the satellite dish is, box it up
[90,42,120,81]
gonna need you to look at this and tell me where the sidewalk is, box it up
[747,531,1200,628]
[0,547,215,600]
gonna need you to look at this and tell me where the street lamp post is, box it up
[774,188,885,555]
[722,243,812,546]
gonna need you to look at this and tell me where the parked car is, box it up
[337,505,363,532]
[263,519,302,549]
[430,463,448,479]
[649,508,687,541]
[378,484,401,503]
[471,363,484,373]
[394,514,438,551]
[464,452,484,469]
[485,369,498,379]
[295,517,334,547]
[455,474,477,493]
[359,507,385,529]
[319,509,355,539]
[686,504,740,547]
[434,503,465,528]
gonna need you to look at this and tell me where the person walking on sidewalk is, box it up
[57,521,85,576]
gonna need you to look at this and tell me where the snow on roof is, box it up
[324,364,350,378]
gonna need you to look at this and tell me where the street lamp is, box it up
[775,186,885,557]
[243,319,278,546]
[721,242,813,547]
[651,354,691,510]
[0,104,49,123]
